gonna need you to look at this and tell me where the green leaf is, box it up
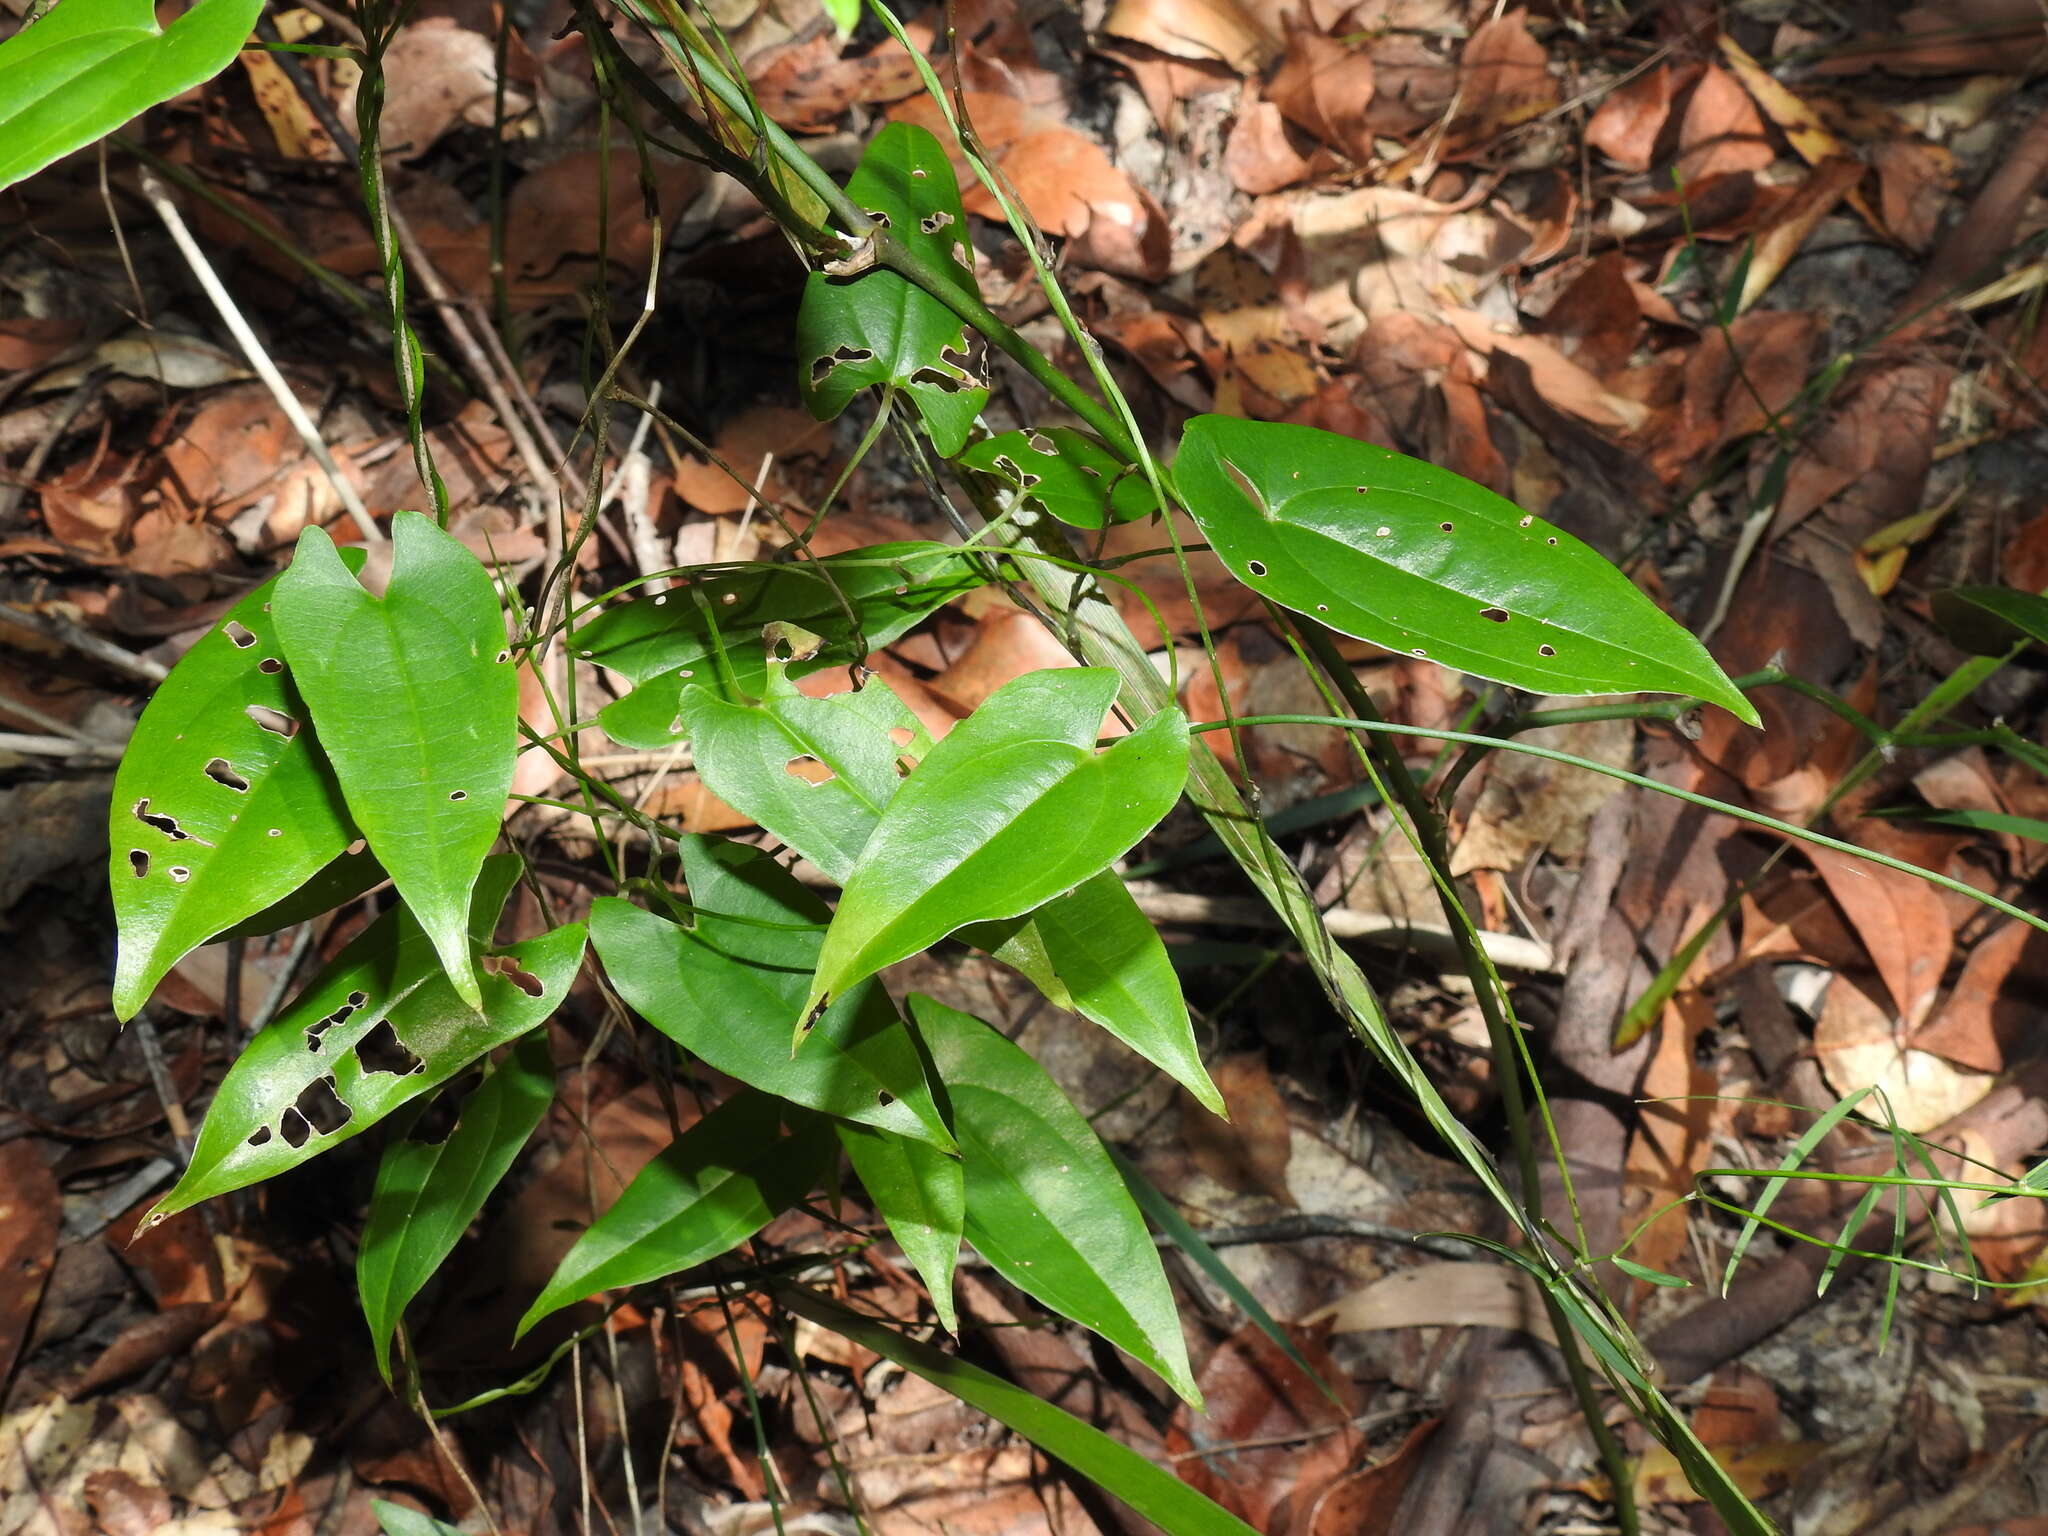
[1872,806,2048,843]
[681,669,924,884]
[796,122,987,457]
[273,512,520,1008]
[370,1501,466,1536]
[357,1030,555,1382]
[911,995,1199,1405]
[805,669,1190,1020]
[588,837,951,1147]
[516,1091,834,1337]
[776,1283,1257,1536]
[145,856,583,1221]
[956,428,1159,529]
[838,1122,963,1333]
[1173,415,1759,725]
[818,0,860,33]
[1930,585,2048,656]
[206,841,386,945]
[578,543,984,749]
[686,669,1212,1107]
[0,0,264,193]
[965,871,1221,1116]
[111,554,364,1021]
[1610,1256,1691,1288]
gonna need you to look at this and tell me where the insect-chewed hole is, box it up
[345,838,367,857]
[888,727,914,747]
[246,705,297,738]
[305,991,366,1051]
[1027,431,1055,455]
[910,166,928,178]
[204,757,249,792]
[496,650,511,664]
[1247,560,1268,577]
[246,1126,272,1147]
[169,866,190,883]
[224,620,257,648]
[1375,526,1392,538]
[811,344,876,386]
[355,1019,424,1076]
[129,850,149,877]
[133,799,188,840]
[895,755,917,778]
[483,952,545,998]
[1355,485,1370,494]
[785,755,836,785]
[287,1076,352,1143]
[920,210,955,233]
[1480,607,1509,623]
[1518,515,1534,528]
[408,1069,482,1145]
[448,790,468,801]
[278,1109,311,1148]
[1316,604,1329,613]
[866,208,891,227]
[720,592,738,606]
[1439,522,1453,532]
[877,1090,895,1107]
[1412,648,1428,657]
[258,658,283,674]
[1546,537,1558,546]
[1538,644,1557,658]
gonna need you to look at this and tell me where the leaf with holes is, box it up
[578,543,982,749]
[1174,416,1759,724]
[681,668,928,883]
[804,669,1189,1023]
[912,995,1199,1405]
[957,428,1159,529]
[0,0,263,193]
[838,1122,963,1332]
[516,1091,835,1336]
[207,841,386,945]
[589,838,950,1146]
[962,871,1222,1116]
[1931,586,2048,657]
[273,511,520,1009]
[110,552,365,1021]
[357,1029,554,1381]
[796,122,986,457]
[145,856,583,1222]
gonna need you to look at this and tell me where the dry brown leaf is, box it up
[1773,360,1953,539]
[503,148,702,287]
[1530,251,1641,376]
[1812,972,1992,1133]
[2004,507,2048,591]
[1452,8,1557,143]
[1170,1323,1361,1530]
[1450,702,1631,874]
[925,607,1080,717]
[892,94,1170,279]
[1353,311,1507,492]
[1912,920,2048,1074]
[1675,63,1775,184]
[1633,1440,1823,1507]
[1803,842,1952,1028]
[0,1141,58,1387]
[1307,1260,1558,1346]
[1299,1418,1437,1536]
[1268,24,1374,164]
[349,16,521,161]
[1585,62,1676,172]
[1181,1052,1295,1205]
[1871,138,1955,251]
[0,315,81,371]
[1735,156,1868,313]
[1102,0,1278,72]
[1810,0,2048,78]
[749,33,922,132]
[1441,310,1650,433]
[1621,990,1720,1277]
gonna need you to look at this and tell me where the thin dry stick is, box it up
[0,603,168,683]
[132,166,380,542]
[0,731,122,761]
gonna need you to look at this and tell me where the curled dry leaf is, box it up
[1871,138,1955,250]
[1674,63,1776,184]
[1307,1260,1558,1347]
[1225,95,1315,194]
[1585,62,1676,172]
[1268,24,1374,164]
[1102,0,1277,73]
[1451,8,1557,145]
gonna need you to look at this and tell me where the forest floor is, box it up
[9,0,2048,1532]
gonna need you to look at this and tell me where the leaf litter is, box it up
[13,0,2048,1530]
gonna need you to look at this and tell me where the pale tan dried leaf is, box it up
[1307,1261,1558,1346]
[1813,972,1992,1133]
